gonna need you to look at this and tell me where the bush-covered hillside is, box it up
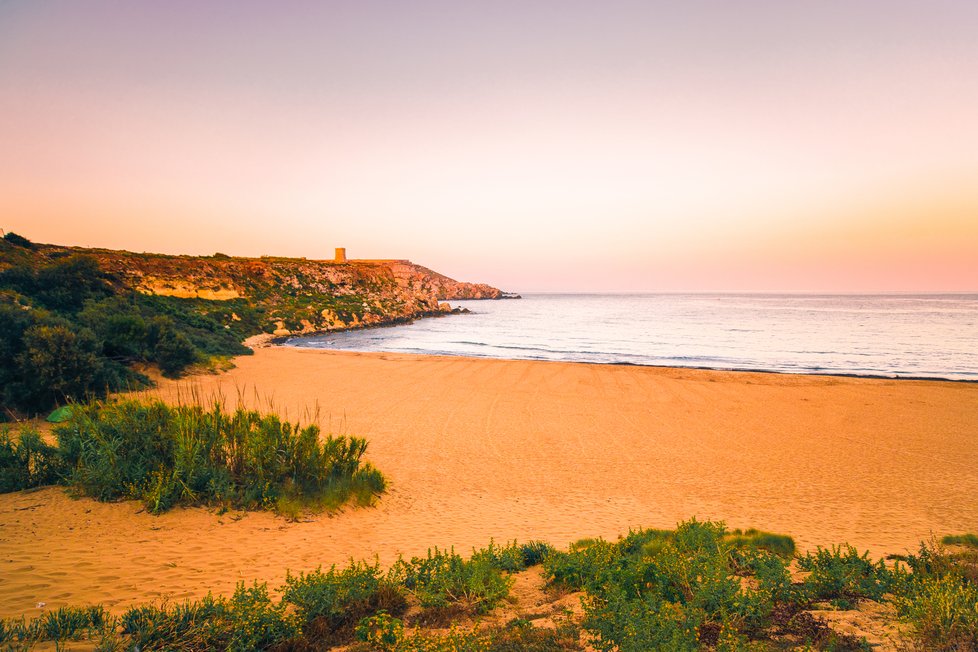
[0,233,265,414]
[0,232,503,416]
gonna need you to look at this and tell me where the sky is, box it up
[1,1,976,292]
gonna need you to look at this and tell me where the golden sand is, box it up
[1,347,976,618]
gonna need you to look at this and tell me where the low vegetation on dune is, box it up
[0,398,385,516]
[1,520,976,651]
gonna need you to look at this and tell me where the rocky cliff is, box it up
[36,245,507,335]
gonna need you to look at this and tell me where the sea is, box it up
[283,294,978,382]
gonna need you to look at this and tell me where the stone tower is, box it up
[335,247,347,263]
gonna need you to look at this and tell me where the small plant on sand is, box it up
[543,519,859,650]
[725,528,796,558]
[797,544,892,603]
[281,560,407,646]
[942,533,978,549]
[0,605,113,649]
[355,611,404,651]
[891,537,978,650]
[391,546,514,614]
[895,573,978,651]
[120,582,295,651]
[468,540,554,573]
[542,537,618,592]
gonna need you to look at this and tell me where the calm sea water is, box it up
[284,294,978,381]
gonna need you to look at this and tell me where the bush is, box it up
[725,528,796,557]
[797,545,892,603]
[151,321,198,376]
[2,232,33,249]
[54,398,386,514]
[519,541,555,567]
[542,538,618,591]
[0,427,63,492]
[15,324,104,411]
[560,520,809,650]
[895,574,978,650]
[942,533,978,549]
[392,546,513,613]
[120,582,295,651]
[281,560,406,645]
[469,539,553,573]
[355,611,404,651]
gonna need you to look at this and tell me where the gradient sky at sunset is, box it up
[1,1,976,292]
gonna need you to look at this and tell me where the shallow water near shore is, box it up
[286,293,978,381]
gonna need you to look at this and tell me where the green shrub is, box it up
[392,546,513,613]
[147,317,199,376]
[797,545,892,602]
[282,560,406,642]
[542,538,618,591]
[120,582,294,651]
[942,533,978,549]
[55,398,386,514]
[725,528,796,557]
[895,574,978,650]
[0,427,63,492]
[574,520,802,650]
[519,541,555,567]
[16,324,104,409]
[0,605,112,646]
[2,232,33,249]
[355,611,404,651]
[469,539,549,573]
[0,251,262,414]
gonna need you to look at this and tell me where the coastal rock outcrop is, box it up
[33,245,510,336]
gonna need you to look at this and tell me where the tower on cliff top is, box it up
[334,247,347,263]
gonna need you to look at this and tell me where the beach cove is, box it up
[1,345,976,619]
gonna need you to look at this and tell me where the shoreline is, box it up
[2,346,976,619]
[278,335,978,384]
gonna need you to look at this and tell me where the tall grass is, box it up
[0,427,63,492]
[53,397,385,514]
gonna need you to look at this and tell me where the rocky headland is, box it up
[32,244,511,336]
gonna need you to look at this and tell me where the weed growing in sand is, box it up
[120,582,295,651]
[0,605,113,649]
[891,537,978,650]
[726,528,796,557]
[541,519,874,650]
[400,548,508,614]
[281,560,407,646]
[468,540,555,573]
[391,546,514,614]
[942,533,978,549]
[796,544,892,603]
[895,574,978,651]
[352,615,583,652]
[354,611,404,651]
[54,398,386,515]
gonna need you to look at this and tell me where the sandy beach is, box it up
[1,346,976,619]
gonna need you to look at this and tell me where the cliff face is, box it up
[40,246,505,335]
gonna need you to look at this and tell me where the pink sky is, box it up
[1,1,976,292]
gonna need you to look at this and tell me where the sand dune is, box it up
[1,347,976,618]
